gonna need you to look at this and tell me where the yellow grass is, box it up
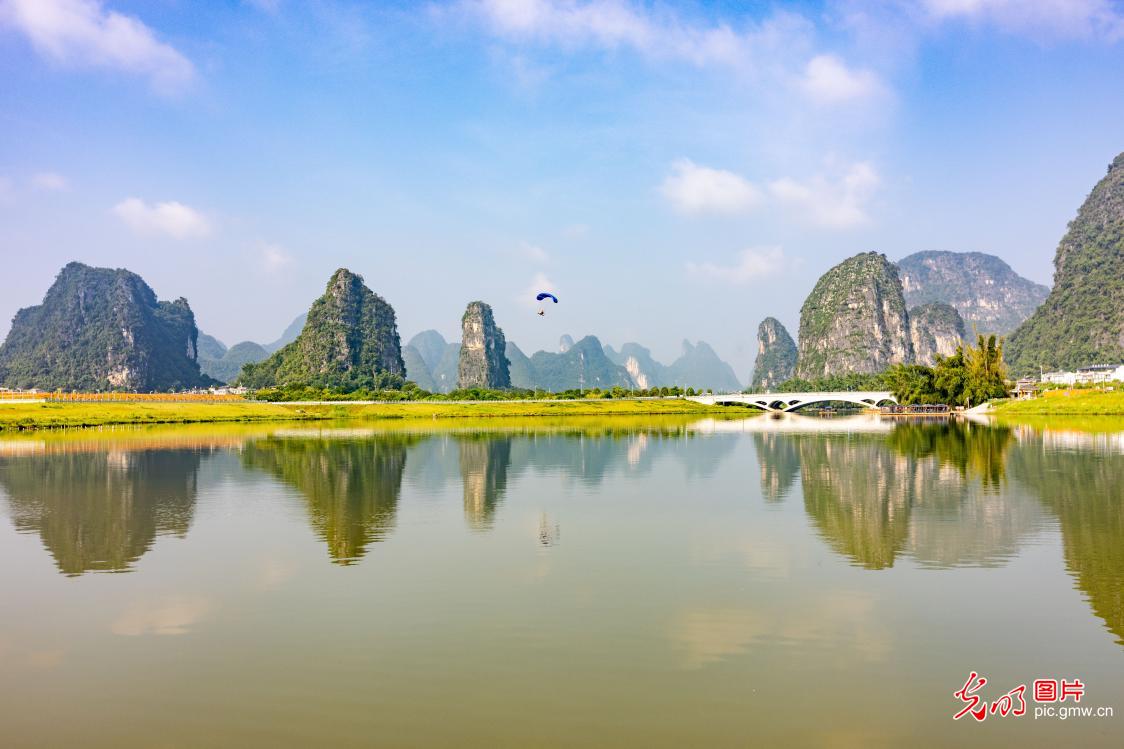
[0,398,718,431]
[0,400,317,430]
[991,388,1124,416]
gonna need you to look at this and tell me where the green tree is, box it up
[963,334,1008,406]
[887,364,940,405]
[933,349,968,406]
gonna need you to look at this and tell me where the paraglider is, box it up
[536,292,558,316]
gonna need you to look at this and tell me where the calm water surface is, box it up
[0,414,1121,747]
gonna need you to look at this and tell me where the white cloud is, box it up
[0,0,195,93]
[660,158,881,228]
[113,197,212,239]
[799,54,885,105]
[686,246,787,284]
[517,241,549,263]
[466,0,674,53]
[768,162,880,229]
[259,242,292,272]
[111,595,210,636]
[660,159,762,215]
[920,0,1124,40]
[450,2,893,118]
[31,171,69,191]
[456,0,820,71]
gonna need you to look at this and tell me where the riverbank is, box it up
[990,389,1124,416]
[0,398,718,430]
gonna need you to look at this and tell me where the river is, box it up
[0,414,1121,747]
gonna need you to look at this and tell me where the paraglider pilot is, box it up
[536,292,558,317]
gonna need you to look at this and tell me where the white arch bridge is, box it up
[686,391,897,413]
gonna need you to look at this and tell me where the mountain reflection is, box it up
[242,436,414,565]
[886,421,1012,492]
[0,449,203,575]
[457,436,511,531]
[1009,433,1124,645]
[398,426,735,496]
[752,432,800,503]
[799,434,913,570]
[1,418,1118,652]
[785,422,1039,570]
[505,428,736,485]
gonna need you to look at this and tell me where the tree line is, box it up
[248,383,713,402]
[771,334,1010,407]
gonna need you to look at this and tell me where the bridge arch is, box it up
[782,395,894,412]
[686,391,898,413]
[709,397,771,411]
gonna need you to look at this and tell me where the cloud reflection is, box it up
[112,595,210,636]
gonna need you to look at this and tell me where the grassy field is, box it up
[991,389,1124,416]
[0,401,319,430]
[0,398,718,431]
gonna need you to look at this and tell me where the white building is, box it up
[1041,364,1124,386]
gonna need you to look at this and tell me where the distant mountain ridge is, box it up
[198,312,307,384]
[605,339,742,391]
[604,342,664,389]
[403,330,460,393]
[897,251,1049,336]
[200,341,270,384]
[523,336,631,391]
[404,330,742,392]
[266,313,306,353]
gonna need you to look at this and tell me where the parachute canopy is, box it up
[536,292,559,303]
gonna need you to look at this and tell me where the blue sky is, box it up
[2,0,1123,378]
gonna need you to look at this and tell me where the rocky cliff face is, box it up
[1007,152,1124,373]
[795,252,913,379]
[908,302,965,366]
[0,262,209,391]
[559,334,574,353]
[751,317,797,390]
[897,251,1048,336]
[238,268,404,389]
[457,301,510,389]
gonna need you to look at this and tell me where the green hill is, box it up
[0,262,210,392]
[1007,153,1124,374]
[238,268,405,390]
